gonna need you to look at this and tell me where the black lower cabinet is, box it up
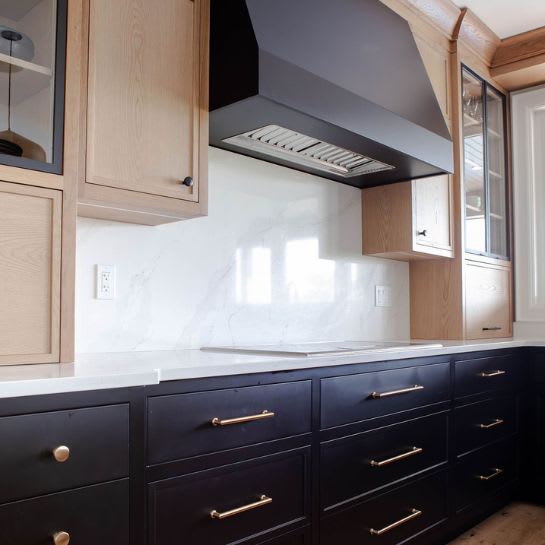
[148,448,310,545]
[321,472,447,545]
[0,348,535,545]
[0,479,129,545]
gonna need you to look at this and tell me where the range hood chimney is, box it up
[209,0,454,188]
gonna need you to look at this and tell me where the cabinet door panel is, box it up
[413,175,452,251]
[87,0,200,202]
[465,263,511,339]
[0,182,61,364]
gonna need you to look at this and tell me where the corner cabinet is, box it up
[77,0,209,225]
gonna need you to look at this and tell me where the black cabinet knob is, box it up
[417,229,428,237]
[182,176,194,187]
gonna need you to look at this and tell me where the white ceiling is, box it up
[452,0,545,39]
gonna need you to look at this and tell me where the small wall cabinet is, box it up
[0,181,61,364]
[77,0,209,225]
[362,176,453,260]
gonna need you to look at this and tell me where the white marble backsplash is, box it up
[76,147,409,352]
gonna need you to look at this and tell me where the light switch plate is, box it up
[375,285,392,307]
[96,265,116,300]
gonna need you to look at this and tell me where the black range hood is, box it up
[209,0,454,189]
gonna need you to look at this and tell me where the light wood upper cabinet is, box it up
[362,177,453,260]
[79,0,209,225]
[0,182,61,364]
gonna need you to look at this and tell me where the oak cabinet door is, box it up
[86,0,201,203]
[413,175,452,252]
[0,182,61,364]
[465,262,511,339]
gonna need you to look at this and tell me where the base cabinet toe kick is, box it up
[1,347,540,545]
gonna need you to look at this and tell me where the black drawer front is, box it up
[321,472,447,545]
[258,529,308,545]
[149,449,309,545]
[147,381,312,465]
[454,438,517,511]
[321,362,450,429]
[0,404,129,503]
[455,355,519,399]
[321,412,448,510]
[455,397,517,456]
[0,479,129,545]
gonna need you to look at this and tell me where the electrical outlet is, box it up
[96,265,116,300]
[375,285,392,308]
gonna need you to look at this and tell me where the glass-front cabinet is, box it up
[0,0,67,173]
[462,66,509,260]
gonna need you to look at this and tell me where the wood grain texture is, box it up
[464,262,512,340]
[456,8,501,67]
[493,27,545,68]
[0,182,61,365]
[380,0,461,39]
[79,0,208,224]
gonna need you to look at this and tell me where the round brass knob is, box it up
[52,445,70,463]
[53,531,70,545]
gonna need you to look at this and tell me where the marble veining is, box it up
[76,148,409,353]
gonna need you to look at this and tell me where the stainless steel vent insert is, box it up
[223,125,395,177]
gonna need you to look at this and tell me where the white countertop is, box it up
[0,339,540,399]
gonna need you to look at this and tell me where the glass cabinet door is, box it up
[462,66,509,260]
[0,0,67,173]
[486,87,508,257]
[462,70,486,254]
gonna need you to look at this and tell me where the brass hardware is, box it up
[52,446,70,463]
[211,410,275,427]
[369,508,422,536]
[370,446,423,467]
[371,385,424,399]
[210,495,272,520]
[477,468,504,481]
[53,531,70,545]
[478,370,506,378]
[479,418,504,430]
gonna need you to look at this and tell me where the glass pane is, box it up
[0,0,57,165]
[486,88,508,257]
[462,69,486,254]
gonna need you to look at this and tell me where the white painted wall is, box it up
[512,85,545,338]
[76,148,410,353]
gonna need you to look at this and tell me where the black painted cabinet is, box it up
[0,348,530,545]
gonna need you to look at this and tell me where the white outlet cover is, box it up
[96,265,116,300]
[375,285,392,308]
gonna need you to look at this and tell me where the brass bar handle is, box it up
[369,508,422,536]
[477,468,504,481]
[371,385,424,399]
[211,410,275,427]
[479,418,504,430]
[478,370,506,378]
[52,531,70,545]
[370,446,423,467]
[210,495,272,520]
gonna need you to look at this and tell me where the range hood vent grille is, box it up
[223,125,395,178]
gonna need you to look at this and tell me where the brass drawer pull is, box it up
[479,418,504,430]
[369,508,422,536]
[371,385,424,399]
[52,531,70,545]
[52,446,70,463]
[478,370,506,378]
[370,446,423,467]
[210,494,272,520]
[477,468,504,481]
[211,410,275,427]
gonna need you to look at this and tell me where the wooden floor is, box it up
[448,502,545,545]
